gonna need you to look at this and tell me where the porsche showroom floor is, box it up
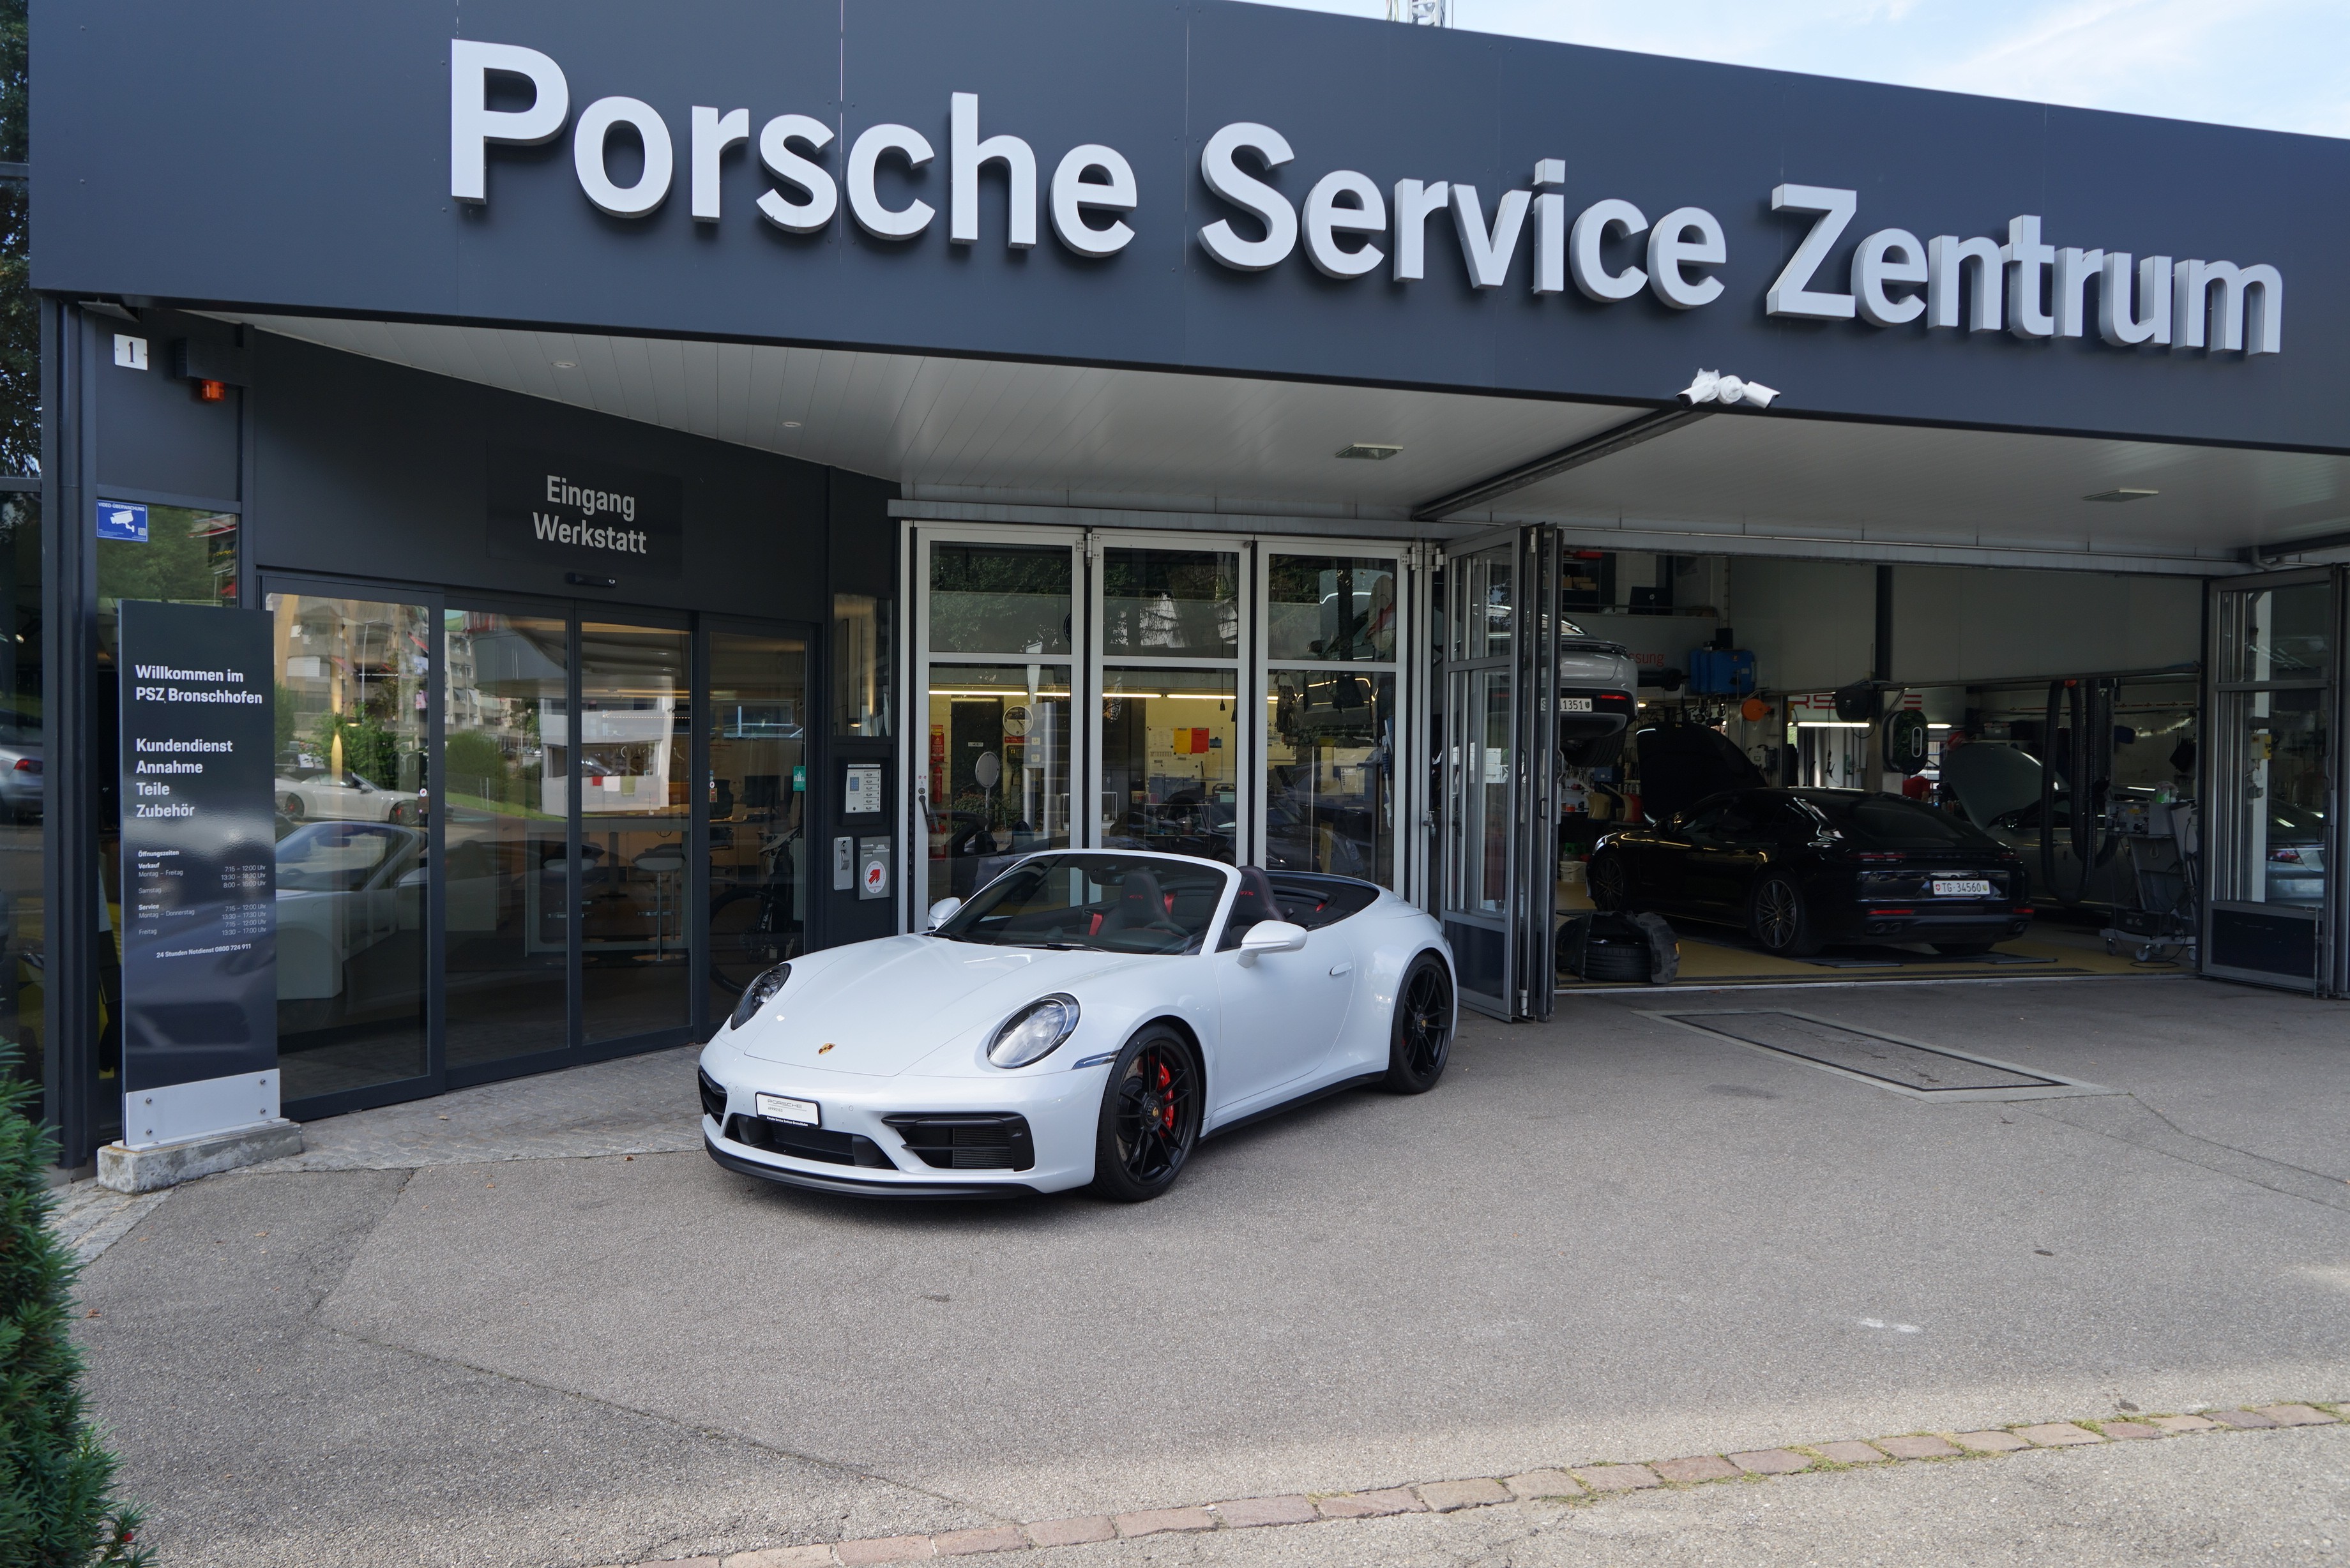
[59,974,2348,1568]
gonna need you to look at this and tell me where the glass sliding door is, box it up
[920,538,1079,908]
[708,627,808,1009]
[266,588,433,1102]
[578,621,693,1043]
[1261,552,1400,887]
[441,607,570,1069]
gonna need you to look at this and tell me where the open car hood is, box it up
[1941,743,2046,829]
[730,935,1155,1076]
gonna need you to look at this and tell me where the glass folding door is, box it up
[2204,569,2339,991]
[1436,529,1559,1020]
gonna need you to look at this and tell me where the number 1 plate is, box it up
[1558,696,1595,712]
[1932,879,1992,898]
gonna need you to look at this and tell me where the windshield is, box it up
[938,854,1228,954]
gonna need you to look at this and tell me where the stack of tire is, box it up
[1557,911,1679,984]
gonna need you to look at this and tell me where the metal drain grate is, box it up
[1644,1010,2112,1101]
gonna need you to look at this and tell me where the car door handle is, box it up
[1328,961,1353,976]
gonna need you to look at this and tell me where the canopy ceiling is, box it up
[229,312,2350,576]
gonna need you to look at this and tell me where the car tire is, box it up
[1586,852,1631,912]
[1089,1025,1202,1203]
[1932,942,1997,956]
[1748,873,1823,957]
[281,793,306,821]
[1578,932,1654,983]
[1381,953,1453,1094]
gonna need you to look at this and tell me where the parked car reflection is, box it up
[276,767,418,824]
[275,820,425,1033]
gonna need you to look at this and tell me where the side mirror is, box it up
[1237,920,1308,964]
[925,897,963,931]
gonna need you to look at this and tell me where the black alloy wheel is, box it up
[1748,873,1822,957]
[1090,1027,1202,1203]
[1586,852,1630,912]
[1382,953,1454,1094]
[280,793,306,821]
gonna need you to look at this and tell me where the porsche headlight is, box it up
[729,963,791,1032]
[987,994,1080,1069]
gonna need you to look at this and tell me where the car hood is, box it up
[731,934,1167,1076]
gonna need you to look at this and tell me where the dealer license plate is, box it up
[755,1092,820,1126]
[1558,696,1595,712]
[1932,879,1993,898]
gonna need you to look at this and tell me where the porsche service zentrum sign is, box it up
[451,38,2286,360]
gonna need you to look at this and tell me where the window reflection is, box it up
[266,591,432,1100]
[1102,548,1238,657]
[1265,670,1395,886]
[442,610,568,1069]
[1266,555,1395,663]
[929,543,1072,656]
[578,622,692,1044]
[1100,667,1237,864]
[709,631,807,1011]
[0,495,39,1100]
[925,663,1071,905]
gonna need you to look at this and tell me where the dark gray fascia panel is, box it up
[29,0,2349,451]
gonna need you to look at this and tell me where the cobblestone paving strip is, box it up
[45,1180,172,1265]
[601,1400,2341,1568]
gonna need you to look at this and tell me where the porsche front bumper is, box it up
[698,1036,1102,1198]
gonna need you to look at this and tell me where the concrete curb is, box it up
[597,1399,2342,1567]
[96,1121,304,1193]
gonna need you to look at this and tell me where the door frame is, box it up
[899,520,1431,925]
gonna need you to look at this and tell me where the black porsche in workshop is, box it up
[1586,788,2032,957]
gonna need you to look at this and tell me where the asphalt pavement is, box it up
[72,973,2350,1567]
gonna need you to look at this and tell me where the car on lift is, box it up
[698,850,1456,1202]
[1586,787,2031,957]
[1558,617,1639,766]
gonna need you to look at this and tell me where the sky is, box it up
[1248,0,2350,139]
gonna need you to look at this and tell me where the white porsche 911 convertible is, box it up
[699,850,1455,1202]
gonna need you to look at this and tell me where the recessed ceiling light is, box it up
[782,419,802,429]
[1336,442,1402,460]
[550,359,577,370]
[2083,487,2158,502]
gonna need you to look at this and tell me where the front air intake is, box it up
[882,1113,1037,1172]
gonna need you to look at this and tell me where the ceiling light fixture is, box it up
[551,359,577,369]
[782,419,803,428]
[1335,442,1402,460]
[2084,488,2159,502]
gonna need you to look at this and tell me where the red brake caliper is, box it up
[1156,1058,1174,1131]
